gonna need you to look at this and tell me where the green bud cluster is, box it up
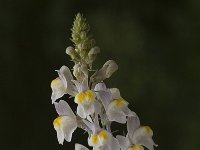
[66,13,101,82]
[70,13,97,64]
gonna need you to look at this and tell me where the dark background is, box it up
[1,0,200,149]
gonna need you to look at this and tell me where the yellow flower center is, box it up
[91,134,98,144]
[85,90,94,100]
[76,92,85,103]
[128,144,143,150]
[90,130,108,145]
[75,90,94,104]
[113,98,124,106]
[99,130,108,140]
[53,116,63,127]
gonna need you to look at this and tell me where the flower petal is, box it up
[110,88,121,99]
[54,126,64,145]
[99,132,120,150]
[94,100,101,114]
[83,119,97,133]
[61,116,77,142]
[127,116,140,139]
[51,78,66,103]
[106,100,129,123]
[94,82,107,91]
[97,91,112,110]
[107,109,127,123]
[95,83,112,110]
[81,103,95,118]
[75,144,89,150]
[116,135,130,150]
[72,80,82,92]
[51,90,65,104]
[123,107,137,117]
[77,104,87,118]
[81,77,89,92]
[107,135,121,150]
[53,116,77,144]
[54,100,76,119]
[72,78,89,93]
[57,65,76,96]
[132,126,157,150]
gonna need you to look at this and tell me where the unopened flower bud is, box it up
[90,60,118,82]
[66,46,80,62]
[88,46,100,56]
[73,63,88,82]
[87,46,100,65]
[66,46,75,55]
[103,60,118,78]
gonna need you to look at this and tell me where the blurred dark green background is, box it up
[1,0,200,149]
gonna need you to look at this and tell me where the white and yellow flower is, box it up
[117,116,157,150]
[53,100,77,145]
[51,65,76,103]
[83,119,120,150]
[72,78,101,118]
[95,82,136,123]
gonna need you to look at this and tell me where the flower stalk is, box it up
[50,13,157,150]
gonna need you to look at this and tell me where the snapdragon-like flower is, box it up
[95,82,136,123]
[117,117,158,150]
[53,100,77,144]
[73,78,101,118]
[83,119,120,150]
[51,65,76,103]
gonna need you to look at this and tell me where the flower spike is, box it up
[50,13,157,149]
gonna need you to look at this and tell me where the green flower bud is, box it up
[87,46,100,65]
[66,46,80,63]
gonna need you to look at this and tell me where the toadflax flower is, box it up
[83,118,120,150]
[95,82,137,123]
[51,65,76,103]
[117,116,158,150]
[53,100,77,144]
[73,78,101,118]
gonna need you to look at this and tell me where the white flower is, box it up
[117,116,158,150]
[53,100,77,145]
[51,65,76,103]
[95,82,136,123]
[83,119,120,150]
[73,78,101,118]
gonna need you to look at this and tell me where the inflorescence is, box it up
[50,13,157,150]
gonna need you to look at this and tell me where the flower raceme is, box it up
[50,13,157,150]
